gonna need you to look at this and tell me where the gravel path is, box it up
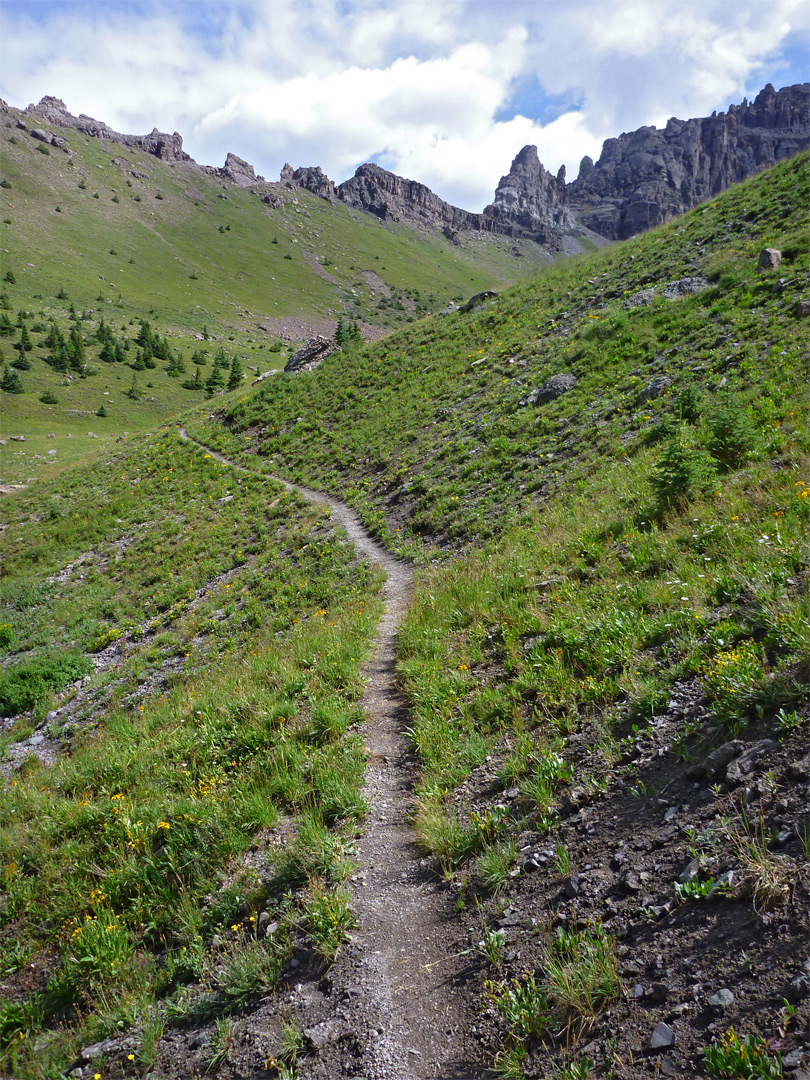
[179,428,484,1079]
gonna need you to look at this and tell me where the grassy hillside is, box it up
[1,104,553,484]
[0,110,549,333]
[0,153,808,1078]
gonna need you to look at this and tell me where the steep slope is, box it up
[0,95,557,485]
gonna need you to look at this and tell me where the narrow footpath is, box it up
[179,429,485,1079]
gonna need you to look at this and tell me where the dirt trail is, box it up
[179,429,484,1079]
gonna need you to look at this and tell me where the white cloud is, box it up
[0,0,807,210]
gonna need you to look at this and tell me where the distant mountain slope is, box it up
[0,96,554,347]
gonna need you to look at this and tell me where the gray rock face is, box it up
[284,336,340,373]
[568,83,810,239]
[293,166,337,200]
[484,144,571,234]
[336,162,544,242]
[221,152,263,187]
[280,161,562,248]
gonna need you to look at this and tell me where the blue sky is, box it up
[1,0,807,210]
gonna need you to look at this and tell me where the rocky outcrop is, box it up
[25,96,192,162]
[291,166,337,201]
[284,336,340,373]
[221,153,263,186]
[568,83,810,239]
[484,145,571,233]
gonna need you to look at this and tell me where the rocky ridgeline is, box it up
[568,82,810,239]
[281,159,562,247]
[22,94,191,162]
[7,83,808,248]
[279,82,808,245]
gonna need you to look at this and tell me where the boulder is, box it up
[461,291,498,313]
[284,336,340,373]
[758,248,782,270]
[519,372,578,407]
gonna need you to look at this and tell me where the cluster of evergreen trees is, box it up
[335,315,362,345]
[0,277,246,398]
[181,346,242,394]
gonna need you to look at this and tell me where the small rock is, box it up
[725,740,778,785]
[638,375,673,402]
[795,298,810,319]
[708,988,735,1011]
[519,372,578,407]
[788,756,810,781]
[704,740,744,780]
[758,247,782,270]
[785,973,810,1003]
[708,870,735,897]
[304,1020,339,1049]
[621,870,642,893]
[563,873,581,898]
[629,983,645,999]
[649,1022,676,1050]
[648,983,670,1002]
[677,859,700,884]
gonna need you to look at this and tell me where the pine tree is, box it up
[0,312,14,337]
[335,315,350,345]
[1,365,24,393]
[228,355,243,390]
[205,363,226,395]
[69,326,85,363]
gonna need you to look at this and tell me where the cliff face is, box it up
[483,145,571,233]
[568,82,810,239]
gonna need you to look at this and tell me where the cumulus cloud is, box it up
[0,0,807,210]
